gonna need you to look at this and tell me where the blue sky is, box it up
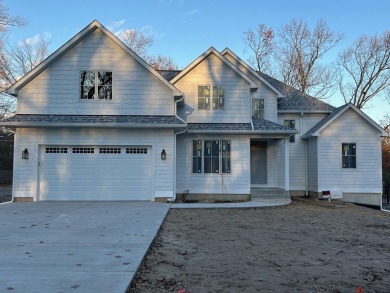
[4,0,390,122]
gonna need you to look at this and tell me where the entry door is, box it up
[250,142,267,184]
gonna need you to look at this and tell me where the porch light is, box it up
[22,148,29,160]
[161,149,166,160]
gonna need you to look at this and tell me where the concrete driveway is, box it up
[0,201,170,293]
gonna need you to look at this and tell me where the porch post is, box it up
[284,138,290,191]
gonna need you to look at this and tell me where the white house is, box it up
[0,20,387,206]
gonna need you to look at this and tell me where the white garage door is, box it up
[39,145,152,201]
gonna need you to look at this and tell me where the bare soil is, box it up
[129,197,390,293]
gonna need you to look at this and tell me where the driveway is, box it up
[0,201,170,293]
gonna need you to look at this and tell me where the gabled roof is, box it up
[302,103,388,138]
[221,48,284,97]
[170,47,258,89]
[7,20,182,97]
[0,114,186,129]
[257,72,335,113]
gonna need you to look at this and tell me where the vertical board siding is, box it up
[176,134,251,194]
[175,53,251,123]
[17,29,174,115]
[13,128,174,200]
[318,109,382,192]
[307,138,318,191]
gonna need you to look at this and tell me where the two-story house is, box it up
[0,20,387,206]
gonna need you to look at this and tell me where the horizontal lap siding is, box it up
[318,109,382,192]
[13,128,175,200]
[176,134,250,194]
[175,53,251,123]
[17,29,174,115]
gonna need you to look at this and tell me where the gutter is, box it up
[300,112,308,196]
[186,129,298,135]
[0,123,186,129]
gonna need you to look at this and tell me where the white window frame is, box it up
[284,120,296,143]
[252,98,265,119]
[191,139,231,174]
[80,70,113,100]
[197,85,225,111]
[341,142,357,169]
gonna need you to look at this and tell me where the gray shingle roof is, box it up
[252,118,295,131]
[188,119,296,133]
[257,72,336,112]
[302,103,350,138]
[157,70,181,81]
[1,114,185,126]
[188,123,252,131]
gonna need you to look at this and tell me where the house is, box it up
[0,20,387,206]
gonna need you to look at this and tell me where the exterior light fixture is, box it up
[161,149,166,160]
[22,148,29,159]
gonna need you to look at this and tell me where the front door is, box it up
[250,141,267,184]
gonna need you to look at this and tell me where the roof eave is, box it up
[0,122,186,129]
[278,110,334,114]
[187,129,298,134]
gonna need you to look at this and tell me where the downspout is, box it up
[167,96,187,203]
[300,113,308,196]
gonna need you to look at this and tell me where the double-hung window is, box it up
[252,98,264,119]
[80,71,112,100]
[198,85,225,110]
[192,140,231,174]
[342,143,356,168]
[284,120,295,142]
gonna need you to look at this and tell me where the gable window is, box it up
[342,143,356,168]
[198,85,225,110]
[284,120,295,142]
[80,71,112,100]
[192,140,231,174]
[252,98,264,119]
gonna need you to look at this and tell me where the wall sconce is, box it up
[161,149,166,160]
[22,148,29,160]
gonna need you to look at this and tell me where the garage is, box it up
[39,145,152,201]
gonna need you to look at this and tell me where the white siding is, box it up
[176,134,250,194]
[175,53,251,123]
[275,140,285,189]
[12,128,175,201]
[318,109,383,195]
[17,29,174,115]
[307,137,318,191]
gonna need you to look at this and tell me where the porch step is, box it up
[250,187,290,200]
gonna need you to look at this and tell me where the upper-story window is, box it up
[198,85,225,110]
[284,120,296,143]
[80,71,112,100]
[252,98,264,119]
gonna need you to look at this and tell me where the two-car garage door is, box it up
[39,145,152,201]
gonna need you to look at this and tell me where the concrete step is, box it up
[250,188,290,200]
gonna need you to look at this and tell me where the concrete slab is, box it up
[0,201,170,293]
[171,199,291,209]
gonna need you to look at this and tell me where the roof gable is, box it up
[221,48,284,97]
[7,20,182,96]
[302,103,388,138]
[170,47,258,88]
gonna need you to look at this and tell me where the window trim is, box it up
[191,139,231,174]
[197,85,225,111]
[79,69,114,101]
[341,142,357,170]
[252,97,265,119]
[284,120,296,143]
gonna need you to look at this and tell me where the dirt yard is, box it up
[129,197,390,293]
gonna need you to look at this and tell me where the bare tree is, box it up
[119,29,153,59]
[146,54,178,70]
[275,18,344,98]
[338,31,390,109]
[243,24,274,74]
[119,28,178,70]
[0,0,26,34]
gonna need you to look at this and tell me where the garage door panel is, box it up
[40,145,152,201]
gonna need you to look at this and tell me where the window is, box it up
[342,143,356,168]
[192,140,231,174]
[80,71,112,100]
[198,85,224,110]
[126,148,148,154]
[46,147,67,153]
[99,148,121,154]
[284,120,295,143]
[252,98,264,119]
[72,147,94,153]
